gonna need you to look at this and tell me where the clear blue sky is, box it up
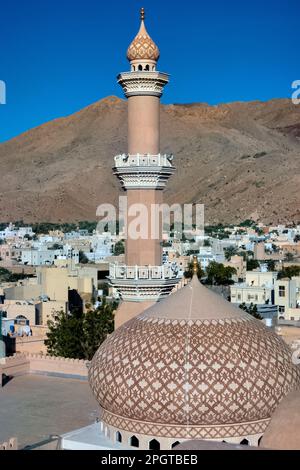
[0,0,299,142]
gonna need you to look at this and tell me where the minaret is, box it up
[110,8,180,328]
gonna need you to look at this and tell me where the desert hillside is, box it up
[0,96,299,224]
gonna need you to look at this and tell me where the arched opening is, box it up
[171,441,180,449]
[144,64,150,71]
[132,66,135,71]
[258,436,263,446]
[130,436,139,448]
[138,64,143,71]
[149,439,160,450]
[116,431,122,443]
[152,65,155,71]
[240,439,249,446]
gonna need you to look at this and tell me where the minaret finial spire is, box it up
[140,7,145,21]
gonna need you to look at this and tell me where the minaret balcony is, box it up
[110,263,179,280]
[117,71,169,98]
[113,153,175,189]
[109,263,181,302]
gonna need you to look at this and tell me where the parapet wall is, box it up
[0,354,30,380]
[26,353,89,379]
[1,353,89,384]
[0,438,18,451]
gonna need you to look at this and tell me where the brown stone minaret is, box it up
[110,8,179,328]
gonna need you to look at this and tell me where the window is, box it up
[279,286,285,297]
[237,294,241,301]
[138,65,143,71]
[130,436,139,448]
[116,431,122,443]
[149,439,160,450]
[240,439,249,446]
[278,306,285,313]
[171,441,180,449]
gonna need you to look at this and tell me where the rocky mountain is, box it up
[0,96,299,225]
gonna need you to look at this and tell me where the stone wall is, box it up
[1,353,89,386]
[26,353,89,379]
[0,438,18,451]
[0,354,30,382]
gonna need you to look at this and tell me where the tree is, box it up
[246,259,260,271]
[240,219,255,228]
[114,241,125,256]
[278,266,300,280]
[206,262,237,285]
[266,259,276,272]
[45,300,116,360]
[255,227,264,236]
[79,250,89,264]
[224,246,238,261]
[239,302,262,320]
[81,299,115,360]
[45,308,86,359]
[184,261,205,280]
[0,267,32,283]
[24,234,33,241]
[50,243,63,250]
[285,252,294,262]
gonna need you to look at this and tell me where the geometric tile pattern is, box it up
[100,409,271,440]
[89,315,300,437]
[127,23,160,61]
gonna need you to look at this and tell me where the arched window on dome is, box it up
[171,441,180,449]
[144,64,150,71]
[116,431,122,443]
[138,65,143,71]
[149,439,160,450]
[240,438,249,446]
[130,436,139,448]
[152,65,155,71]
[258,436,263,446]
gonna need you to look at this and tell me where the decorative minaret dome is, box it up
[127,8,160,70]
[89,258,300,449]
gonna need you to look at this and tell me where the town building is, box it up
[275,277,300,321]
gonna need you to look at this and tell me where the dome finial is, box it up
[127,8,160,62]
[193,256,198,275]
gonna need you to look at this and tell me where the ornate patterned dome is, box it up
[89,275,300,443]
[127,9,160,62]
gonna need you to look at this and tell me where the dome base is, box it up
[99,408,269,449]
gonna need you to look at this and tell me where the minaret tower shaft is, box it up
[110,9,179,328]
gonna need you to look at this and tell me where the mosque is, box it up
[67,9,300,450]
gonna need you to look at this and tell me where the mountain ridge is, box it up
[0,96,299,224]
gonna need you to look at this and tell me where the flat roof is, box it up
[0,374,99,449]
